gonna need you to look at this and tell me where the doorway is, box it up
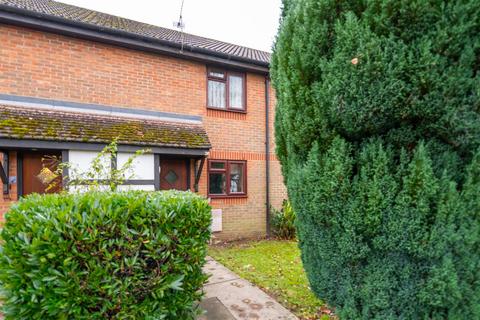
[160,158,189,191]
[21,151,62,196]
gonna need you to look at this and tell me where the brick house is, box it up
[0,0,287,239]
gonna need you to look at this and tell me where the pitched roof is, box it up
[0,0,271,66]
[0,105,211,150]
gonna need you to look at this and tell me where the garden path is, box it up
[199,257,298,320]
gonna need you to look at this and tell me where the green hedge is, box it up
[272,0,480,319]
[0,191,212,319]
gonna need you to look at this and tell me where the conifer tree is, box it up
[271,0,480,318]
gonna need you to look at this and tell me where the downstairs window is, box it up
[208,160,246,197]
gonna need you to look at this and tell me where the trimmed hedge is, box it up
[272,0,480,319]
[0,191,211,319]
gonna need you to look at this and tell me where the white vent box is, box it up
[211,209,223,232]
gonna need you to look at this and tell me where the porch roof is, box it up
[0,104,211,150]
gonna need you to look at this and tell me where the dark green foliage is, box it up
[270,200,297,240]
[272,0,480,318]
[0,191,212,319]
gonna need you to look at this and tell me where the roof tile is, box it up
[0,0,271,65]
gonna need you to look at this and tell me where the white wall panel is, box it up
[68,150,110,179]
[117,153,155,180]
[69,185,111,193]
[118,185,155,191]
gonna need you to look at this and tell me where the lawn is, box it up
[209,240,333,320]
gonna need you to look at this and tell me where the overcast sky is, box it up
[61,0,282,52]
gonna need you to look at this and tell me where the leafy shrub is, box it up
[272,0,480,319]
[0,190,211,319]
[270,200,296,240]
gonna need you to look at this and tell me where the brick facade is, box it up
[0,23,288,239]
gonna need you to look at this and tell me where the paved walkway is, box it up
[199,257,298,320]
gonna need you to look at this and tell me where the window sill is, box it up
[208,194,248,199]
[207,106,247,114]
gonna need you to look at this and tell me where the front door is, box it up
[22,151,62,196]
[160,159,188,191]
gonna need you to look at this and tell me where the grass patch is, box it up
[209,240,332,320]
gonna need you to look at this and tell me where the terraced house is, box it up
[0,0,287,239]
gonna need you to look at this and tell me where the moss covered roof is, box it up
[0,105,211,149]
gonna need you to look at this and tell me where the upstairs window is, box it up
[207,68,246,111]
[208,160,246,197]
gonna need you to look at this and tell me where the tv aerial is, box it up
[173,0,186,51]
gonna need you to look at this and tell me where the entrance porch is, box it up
[0,102,210,200]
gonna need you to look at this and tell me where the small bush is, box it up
[0,190,211,320]
[270,200,296,240]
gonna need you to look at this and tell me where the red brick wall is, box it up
[0,23,288,238]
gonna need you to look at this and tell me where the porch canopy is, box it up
[0,104,211,154]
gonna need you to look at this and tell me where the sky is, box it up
[61,0,282,52]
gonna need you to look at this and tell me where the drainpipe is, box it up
[265,76,271,238]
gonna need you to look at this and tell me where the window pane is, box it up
[209,172,226,194]
[229,163,244,193]
[229,75,244,109]
[211,162,226,170]
[209,71,225,79]
[208,80,226,108]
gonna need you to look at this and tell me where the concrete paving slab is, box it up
[198,297,236,320]
[202,258,298,320]
[204,257,241,285]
